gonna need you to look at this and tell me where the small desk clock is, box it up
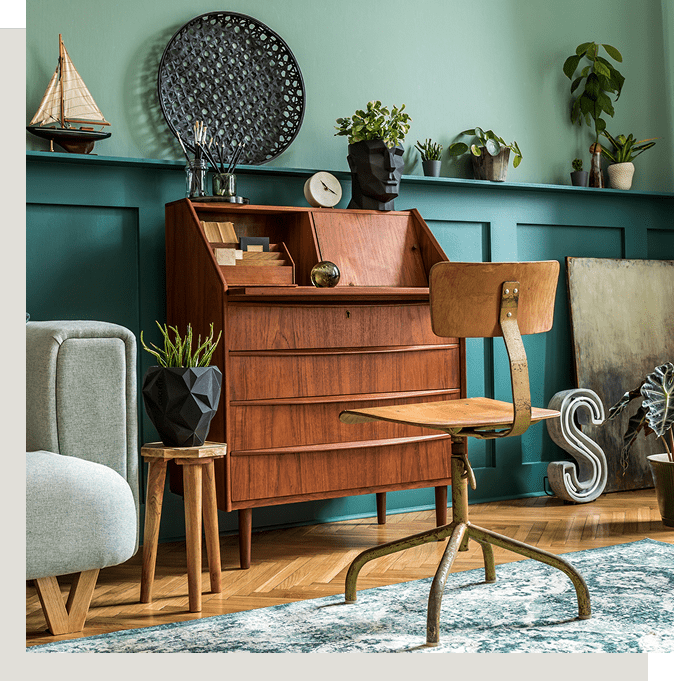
[304,172,342,208]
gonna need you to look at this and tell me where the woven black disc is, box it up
[157,12,305,165]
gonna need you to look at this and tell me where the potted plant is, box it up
[335,100,412,210]
[563,41,625,186]
[414,138,443,177]
[141,322,223,447]
[570,158,588,187]
[600,131,658,190]
[607,362,674,527]
[448,127,522,181]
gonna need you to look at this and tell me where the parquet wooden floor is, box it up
[26,488,674,647]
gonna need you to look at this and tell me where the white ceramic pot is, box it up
[607,162,635,190]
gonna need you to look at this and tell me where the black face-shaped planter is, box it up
[142,366,222,447]
[347,139,404,211]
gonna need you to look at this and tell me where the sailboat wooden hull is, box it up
[27,125,111,154]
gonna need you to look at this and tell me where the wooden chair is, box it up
[339,261,591,646]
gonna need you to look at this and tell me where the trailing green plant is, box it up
[448,127,522,168]
[563,42,625,145]
[335,100,411,148]
[607,362,674,464]
[414,138,443,161]
[600,131,658,164]
[141,321,222,368]
[572,158,583,172]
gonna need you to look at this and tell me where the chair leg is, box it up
[475,537,497,583]
[467,524,591,620]
[426,523,467,645]
[345,521,459,603]
[34,568,100,635]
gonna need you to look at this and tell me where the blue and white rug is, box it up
[28,538,674,653]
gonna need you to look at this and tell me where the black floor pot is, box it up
[142,366,223,447]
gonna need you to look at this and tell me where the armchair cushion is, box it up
[26,450,137,581]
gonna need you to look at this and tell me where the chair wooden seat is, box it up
[341,397,560,432]
[339,260,590,646]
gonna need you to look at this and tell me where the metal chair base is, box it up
[344,453,591,646]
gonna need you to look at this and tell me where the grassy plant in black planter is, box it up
[607,362,674,526]
[335,100,411,210]
[415,138,443,177]
[141,322,223,447]
[449,127,522,181]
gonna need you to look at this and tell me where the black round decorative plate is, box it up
[157,12,305,165]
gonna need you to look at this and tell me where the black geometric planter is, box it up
[142,366,222,447]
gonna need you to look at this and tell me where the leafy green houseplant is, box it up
[563,42,625,146]
[607,362,674,526]
[141,322,223,447]
[449,127,522,181]
[599,131,657,190]
[335,100,411,148]
[415,138,443,177]
[335,101,412,210]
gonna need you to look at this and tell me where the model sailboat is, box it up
[27,34,111,154]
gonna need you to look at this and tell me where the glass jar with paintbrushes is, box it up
[212,140,246,200]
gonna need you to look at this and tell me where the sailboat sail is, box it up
[29,38,110,128]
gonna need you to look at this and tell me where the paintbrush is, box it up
[175,133,190,162]
[227,141,246,173]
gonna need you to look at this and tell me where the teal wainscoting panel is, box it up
[26,153,674,541]
[647,228,674,259]
[26,203,140,331]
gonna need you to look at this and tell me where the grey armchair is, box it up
[26,320,140,635]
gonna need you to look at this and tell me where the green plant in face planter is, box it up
[449,127,522,181]
[335,101,412,210]
[335,100,411,148]
[141,322,223,447]
[563,42,625,146]
[600,131,658,163]
[414,138,443,161]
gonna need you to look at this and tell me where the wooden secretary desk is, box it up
[165,199,465,568]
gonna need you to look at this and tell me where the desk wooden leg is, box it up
[140,459,167,603]
[376,492,387,524]
[435,486,448,526]
[182,461,203,613]
[239,508,252,569]
[202,459,222,593]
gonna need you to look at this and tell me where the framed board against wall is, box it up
[567,257,674,492]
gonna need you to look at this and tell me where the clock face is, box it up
[304,172,342,208]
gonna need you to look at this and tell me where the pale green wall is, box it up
[26,0,672,190]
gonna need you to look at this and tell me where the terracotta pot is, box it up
[647,453,674,527]
[471,147,509,182]
[607,162,635,190]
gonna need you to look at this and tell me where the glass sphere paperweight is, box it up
[311,261,340,287]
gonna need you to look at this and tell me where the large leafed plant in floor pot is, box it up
[141,322,222,447]
[608,362,674,526]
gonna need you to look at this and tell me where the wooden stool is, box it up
[139,441,227,613]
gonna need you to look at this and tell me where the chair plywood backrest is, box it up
[430,261,560,338]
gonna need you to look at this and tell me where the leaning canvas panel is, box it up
[567,257,674,492]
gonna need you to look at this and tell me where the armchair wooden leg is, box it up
[34,568,100,635]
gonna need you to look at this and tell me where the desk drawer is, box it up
[230,391,458,451]
[229,345,460,400]
[229,436,452,503]
[227,303,451,351]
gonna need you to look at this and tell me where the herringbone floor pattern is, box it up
[26,489,673,647]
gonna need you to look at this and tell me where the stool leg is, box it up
[183,462,203,613]
[140,459,167,604]
[202,459,222,593]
